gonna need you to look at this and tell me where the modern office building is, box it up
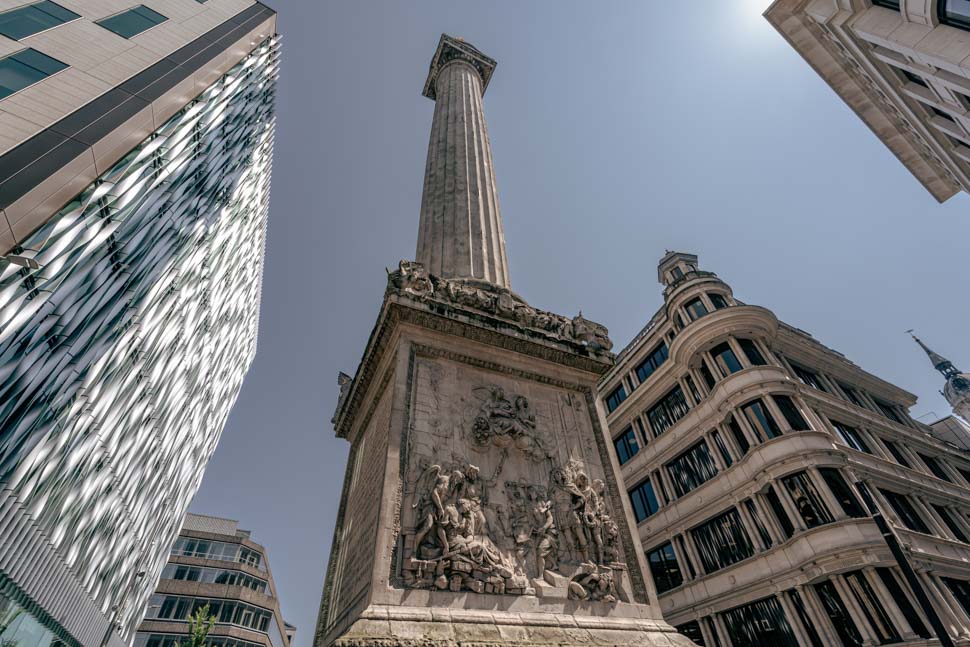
[766,0,970,202]
[599,251,970,645]
[134,513,292,647]
[0,2,278,647]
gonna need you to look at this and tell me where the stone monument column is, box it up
[314,34,693,647]
[416,37,510,288]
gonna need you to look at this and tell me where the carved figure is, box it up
[572,313,613,352]
[568,564,618,603]
[387,260,434,298]
[530,491,558,577]
[412,465,453,557]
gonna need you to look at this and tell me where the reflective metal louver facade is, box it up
[0,22,278,647]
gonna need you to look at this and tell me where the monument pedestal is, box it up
[316,265,693,647]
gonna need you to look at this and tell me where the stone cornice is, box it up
[422,34,496,100]
[333,272,615,440]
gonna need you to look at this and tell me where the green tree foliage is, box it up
[174,605,216,647]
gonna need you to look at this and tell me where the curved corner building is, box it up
[0,3,278,647]
[600,252,970,645]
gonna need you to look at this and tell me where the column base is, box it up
[330,605,695,646]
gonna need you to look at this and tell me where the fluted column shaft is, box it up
[416,60,510,288]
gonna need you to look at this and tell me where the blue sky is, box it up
[187,2,970,644]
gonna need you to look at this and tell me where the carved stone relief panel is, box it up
[398,354,628,603]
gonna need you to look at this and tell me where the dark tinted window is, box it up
[691,508,754,573]
[722,596,798,647]
[646,385,690,438]
[745,498,772,548]
[635,342,668,384]
[934,504,968,542]
[738,338,766,366]
[874,399,904,424]
[629,479,659,523]
[791,364,826,392]
[741,399,782,440]
[711,430,733,467]
[96,4,167,38]
[709,292,729,309]
[882,439,911,468]
[880,489,930,534]
[844,570,900,644]
[815,580,864,647]
[781,471,833,528]
[605,384,627,413]
[727,416,750,455]
[765,486,795,539]
[647,542,682,594]
[876,568,930,639]
[684,297,708,321]
[0,1,78,39]
[675,621,705,645]
[919,453,953,483]
[700,361,717,390]
[0,47,67,99]
[831,420,870,453]
[613,426,639,465]
[666,440,718,497]
[940,0,970,29]
[773,395,810,431]
[838,383,864,407]
[787,589,823,647]
[819,468,865,518]
[711,341,742,376]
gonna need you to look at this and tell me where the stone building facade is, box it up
[135,513,293,647]
[0,2,277,646]
[599,251,970,645]
[765,0,970,201]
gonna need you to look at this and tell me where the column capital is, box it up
[423,33,496,100]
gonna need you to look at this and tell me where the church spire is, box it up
[415,34,511,288]
[911,332,961,379]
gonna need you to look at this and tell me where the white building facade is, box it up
[766,0,970,201]
[0,2,278,647]
[600,252,970,646]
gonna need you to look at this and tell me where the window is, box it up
[613,426,639,465]
[646,542,682,594]
[710,342,743,376]
[741,399,782,440]
[879,489,930,534]
[711,430,733,467]
[944,578,970,620]
[691,508,754,573]
[671,266,684,280]
[940,0,970,30]
[605,384,627,413]
[882,439,912,468]
[721,596,799,647]
[934,504,968,542]
[874,399,904,424]
[699,361,717,390]
[0,1,78,39]
[831,420,871,453]
[791,364,827,392]
[897,66,929,88]
[684,373,702,404]
[709,292,729,310]
[844,571,901,644]
[786,589,823,647]
[773,395,810,431]
[0,48,67,99]
[684,297,708,321]
[629,479,659,523]
[838,383,864,407]
[765,486,795,539]
[737,338,766,366]
[727,416,750,455]
[666,440,718,497]
[819,468,865,518]
[876,568,930,639]
[919,453,953,483]
[815,580,864,647]
[959,466,970,485]
[646,385,690,438]
[675,621,705,645]
[96,5,167,38]
[782,471,833,528]
[635,342,668,384]
[745,498,773,548]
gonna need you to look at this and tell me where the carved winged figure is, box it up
[412,464,452,557]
